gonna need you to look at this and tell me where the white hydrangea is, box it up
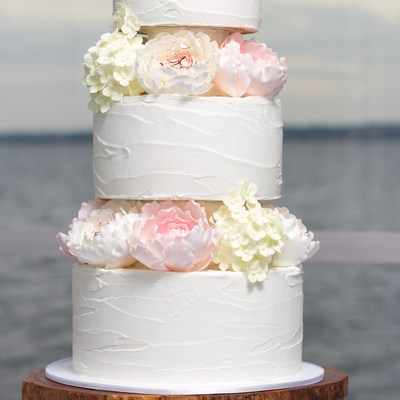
[213,181,287,283]
[112,2,140,38]
[59,200,142,269]
[83,3,143,113]
[83,31,143,113]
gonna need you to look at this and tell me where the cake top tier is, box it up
[114,0,262,33]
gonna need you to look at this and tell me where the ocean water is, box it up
[1,134,400,399]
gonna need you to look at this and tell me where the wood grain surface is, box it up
[22,367,348,400]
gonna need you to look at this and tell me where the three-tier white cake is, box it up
[55,0,320,391]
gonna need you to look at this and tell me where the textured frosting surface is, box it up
[93,95,283,201]
[73,265,303,384]
[115,0,261,33]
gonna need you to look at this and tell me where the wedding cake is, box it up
[56,0,320,391]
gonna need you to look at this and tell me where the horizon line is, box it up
[0,124,399,142]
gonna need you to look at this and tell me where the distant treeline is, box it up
[0,125,400,143]
[0,132,92,143]
[284,125,400,139]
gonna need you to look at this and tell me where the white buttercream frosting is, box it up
[93,95,283,201]
[114,0,261,33]
[73,264,303,384]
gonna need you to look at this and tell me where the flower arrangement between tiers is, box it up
[57,181,319,283]
[83,2,287,113]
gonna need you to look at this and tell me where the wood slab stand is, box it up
[23,367,348,400]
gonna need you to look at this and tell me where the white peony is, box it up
[83,31,143,113]
[272,207,320,267]
[136,30,219,95]
[57,200,142,269]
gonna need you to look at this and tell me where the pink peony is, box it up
[214,32,287,98]
[128,201,220,272]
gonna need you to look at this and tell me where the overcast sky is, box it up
[1,0,399,132]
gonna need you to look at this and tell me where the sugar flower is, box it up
[214,33,287,98]
[272,207,320,267]
[128,200,220,272]
[83,31,143,113]
[112,2,140,38]
[136,30,220,95]
[83,3,143,113]
[57,199,142,268]
[213,181,287,283]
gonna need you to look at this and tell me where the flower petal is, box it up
[56,232,75,258]
[272,207,319,267]
[137,30,219,95]
[128,242,166,271]
[181,226,213,260]
[163,244,196,271]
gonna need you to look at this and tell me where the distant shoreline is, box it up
[1,228,399,264]
[0,125,399,142]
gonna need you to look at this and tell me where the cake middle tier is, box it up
[93,95,283,201]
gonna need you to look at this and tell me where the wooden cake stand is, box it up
[23,367,348,400]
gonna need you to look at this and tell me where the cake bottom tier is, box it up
[73,264,303,385]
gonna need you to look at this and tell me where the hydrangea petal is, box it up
[83,28,143,113]
[213,180,286,282]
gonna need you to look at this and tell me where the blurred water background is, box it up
[1,129,400,399]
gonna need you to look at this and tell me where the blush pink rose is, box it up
[214,32,287,98]
[128,200,220,272]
